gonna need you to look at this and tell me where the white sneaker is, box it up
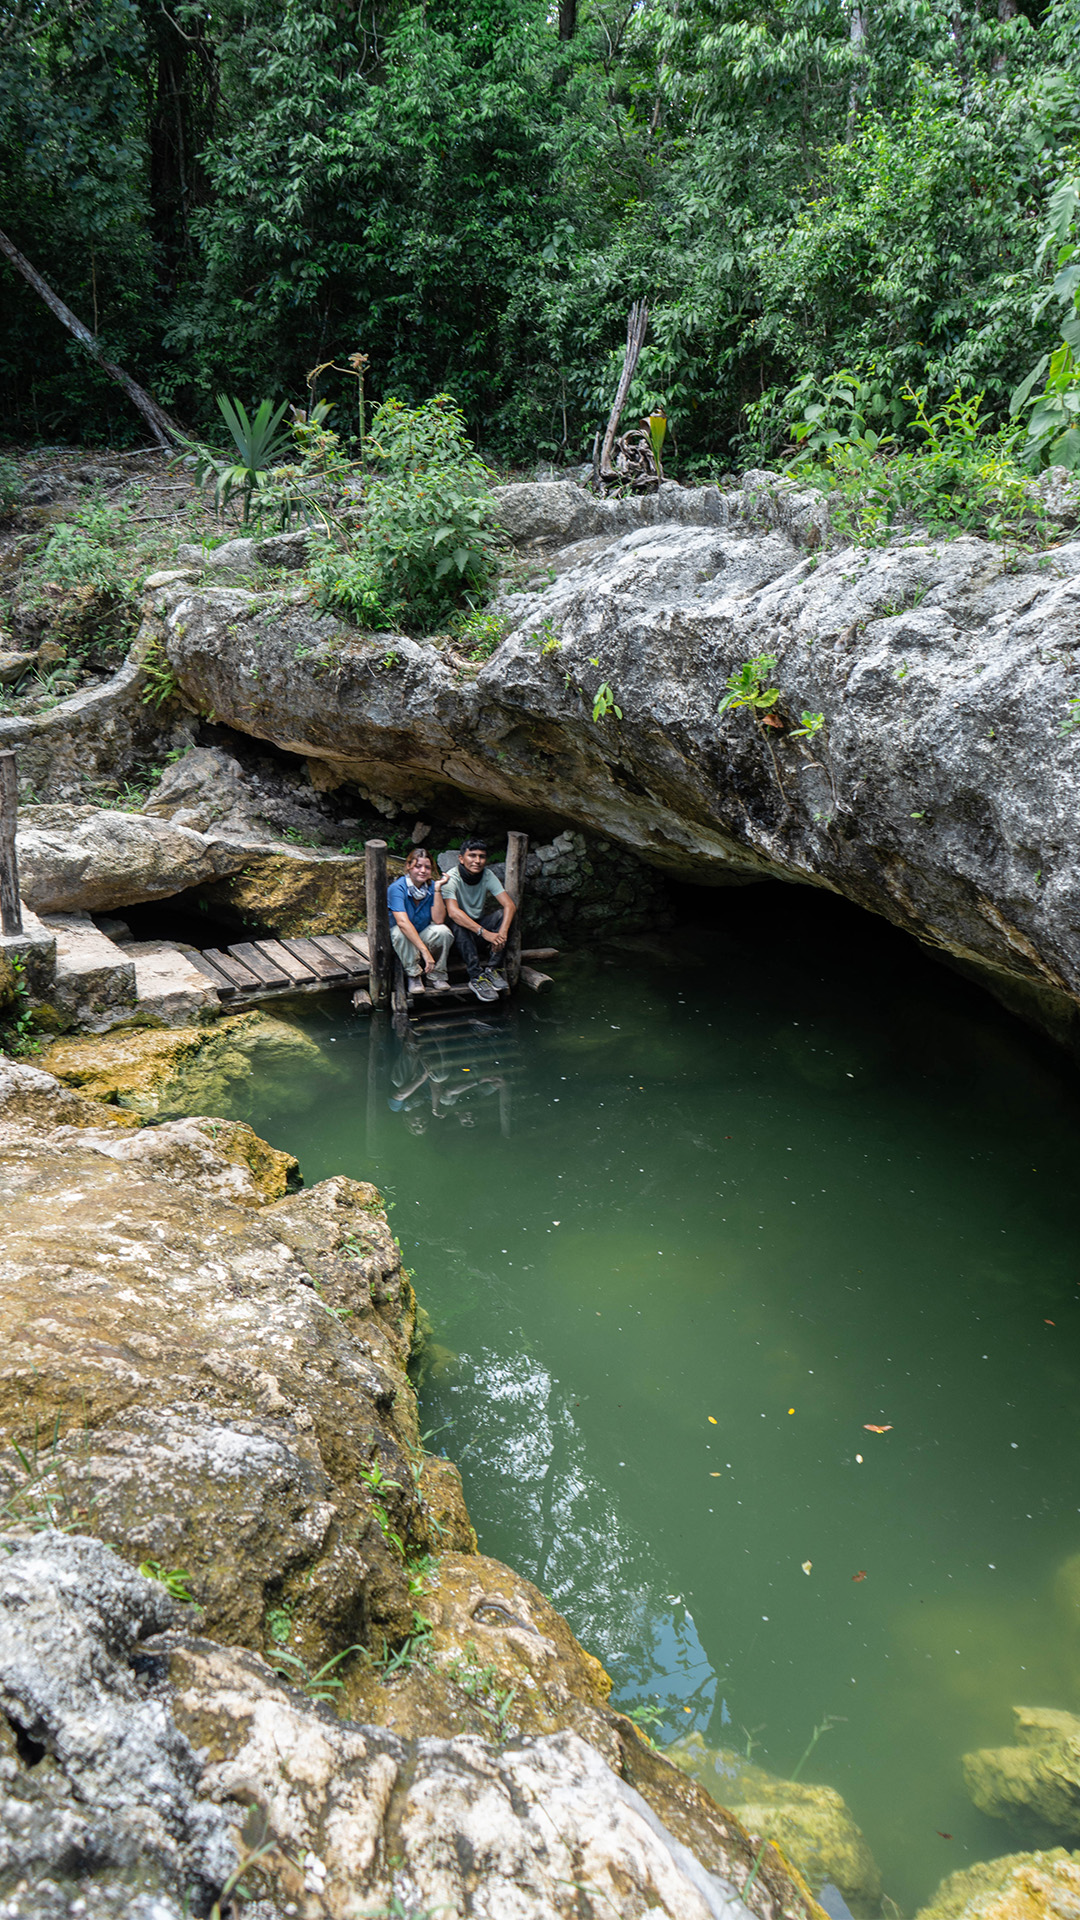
[427,972,451,992]
[407,973,425,996]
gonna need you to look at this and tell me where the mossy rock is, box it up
[39,1008,338,1118]
[667,1733,883,1916]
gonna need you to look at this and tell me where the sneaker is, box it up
[469,974,498,1003]
[427,972,451,992]
[407,973,425,996]
[485,968,509,993]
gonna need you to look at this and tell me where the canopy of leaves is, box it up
[1,0,1079,464]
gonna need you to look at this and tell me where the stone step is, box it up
[125,941,221,1025]
[41,913,137,1033]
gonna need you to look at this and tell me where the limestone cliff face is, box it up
[158,481,1080,1052]
[0,1057,822,1920]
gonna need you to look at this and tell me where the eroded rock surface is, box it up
[160,484,1080,1049]
[0,1531,234,1919]
[0,1056,424,1663]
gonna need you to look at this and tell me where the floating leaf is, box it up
[708,1416,717,1425]
[937,1832,953,1841]
[852,1570,868,1582]
[802,1561,812,1575]
[863,1424,893,1433]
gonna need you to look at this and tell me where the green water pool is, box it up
[222,884,1080,1914]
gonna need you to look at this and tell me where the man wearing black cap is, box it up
[441,839,516,1003]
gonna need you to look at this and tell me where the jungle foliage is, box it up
[2,0,1080,468]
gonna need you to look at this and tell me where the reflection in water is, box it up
[381,1011,520,1136]
[432,1338,718,1730]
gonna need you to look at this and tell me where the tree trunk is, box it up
[0,227,183,451]
[599,302,649,481]
[558,0,577,40]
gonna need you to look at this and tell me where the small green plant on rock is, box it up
[139,1560,196,1604]
[454,607,507,660]
[718,654,780,719]
[270,1642,366,1702]
[0,1414,94,1531]
[140,639,181,709]
[591,680,622,723]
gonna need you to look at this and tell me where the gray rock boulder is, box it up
[0,1528,794,1920]
[0,628,194,804]
[161,514,1080,1054]
[0,1531,235,1919]
[163,1629,759,1920]
[16,804,246,913]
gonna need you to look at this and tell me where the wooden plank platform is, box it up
[187,933,371,1005]
[181,832,558,1012]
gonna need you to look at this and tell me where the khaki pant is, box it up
[391,921,454,978]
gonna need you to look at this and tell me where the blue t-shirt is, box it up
[387,875,435,933]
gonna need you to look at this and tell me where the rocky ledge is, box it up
[157,477,1080,1053]
[0,1056,825,1920]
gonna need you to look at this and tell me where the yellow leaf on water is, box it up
[710,1471,721,1477]
[802,1561,812,1575]
[708,1416,717,1425]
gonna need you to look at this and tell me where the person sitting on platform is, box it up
[441,838,515,1003]
[387,847,453,995]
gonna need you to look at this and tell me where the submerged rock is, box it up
[40,1008,336,1118]
[963,1707,1080,1840]
[668,1734,883,1916]
[916,1847,1080,1920]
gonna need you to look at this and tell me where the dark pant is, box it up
[453,908,505,981]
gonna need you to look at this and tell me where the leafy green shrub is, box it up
[363,395,501,625]
[17,499,142,663]
[1011,181,1080,472]
[790,384,1045,548]
[453,608,508,659]
[306,539,403,630]
[307,395,502,634]
[0,460,22,515]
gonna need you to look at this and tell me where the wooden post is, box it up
[0,751,22,936]
[365,839,391,1010]
[504,830,528,990]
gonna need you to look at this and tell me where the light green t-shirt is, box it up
[442,864,504,923]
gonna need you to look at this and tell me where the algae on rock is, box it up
[964,1708,1080,1841]
[915,1848,1080,1920]
[40,1008,337,1119]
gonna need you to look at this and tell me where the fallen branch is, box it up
[597,301,650,487]
[0,227,184,453]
